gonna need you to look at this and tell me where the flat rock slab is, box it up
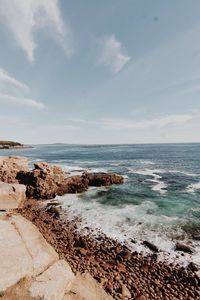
[11,215,58,275]
[0,214,58,292]
[0,217,32,292]
[30,260,75,300]
[0,182,26,210]
[67,273,113,300]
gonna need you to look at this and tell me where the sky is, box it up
[0,0,200,144]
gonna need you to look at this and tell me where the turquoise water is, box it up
[2,143,200,264]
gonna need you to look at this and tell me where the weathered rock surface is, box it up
[30,260,75,300]
[17,162,68,199]
[11,214,58,275]
[67,273,113,300]
[0,156,29,183]
[83,172,124,187]
[0,182,26,210]
[0,217,32,292]
[0,214,58,292]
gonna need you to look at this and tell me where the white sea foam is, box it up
[186,182,200,193]
[169,170,197,177]
[137,160,155,165]
[131,168,167,194]
[61,165,109,176]
[57,191,200,267]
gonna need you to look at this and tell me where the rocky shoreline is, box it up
[1,156,200,299]
[19,199,200,300]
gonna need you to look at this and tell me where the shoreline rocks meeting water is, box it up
[0,155,200,299]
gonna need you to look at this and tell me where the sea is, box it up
[2,143,200,266]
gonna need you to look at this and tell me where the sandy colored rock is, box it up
[29,260,75,300]
[11,214,58,276]
[0,182,26,210]
[0,156,29,183]
[69,273,114,300]
[0,213,59,293]
[0,217,32,292]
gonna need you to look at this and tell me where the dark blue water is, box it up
[2,143,200,264]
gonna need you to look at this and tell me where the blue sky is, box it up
[0,0,200,144]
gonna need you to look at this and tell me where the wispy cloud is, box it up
[0,67,45,109]
[0,0,73,61]
[101,113,197,129]
[69,113,198,130]
[0,93,44,109]
[98,34,131,73]
[0,68,29,91]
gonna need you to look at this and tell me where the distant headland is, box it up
[0,141,27,149]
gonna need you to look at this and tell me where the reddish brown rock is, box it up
[17,162,123,200]
[83,172,124,187]
[17,162,68,199]
[62,175,89,194]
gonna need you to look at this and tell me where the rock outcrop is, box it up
[17,162,68,199]
[0,156,29,183]
[17,162,124,200]
[83,172,124,187]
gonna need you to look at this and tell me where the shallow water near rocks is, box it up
[2,143,200,266]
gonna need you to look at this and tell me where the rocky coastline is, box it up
[0,141,27,149]
[0,156,200,299]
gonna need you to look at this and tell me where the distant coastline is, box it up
[0,141,29,149]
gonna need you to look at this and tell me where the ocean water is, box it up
[2,143,200,265]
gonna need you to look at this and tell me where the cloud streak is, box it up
[98,34,131,73]
[0,68,29,91]
[69,113,198,130]
[0,93,45,109]
[101,113,197,129]
[0,0,72,61]
[0,67,45,109]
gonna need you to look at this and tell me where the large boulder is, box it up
[83,172,124,187]
[0,156,29,183]
[0,182,26,210]
[17,162,67,199]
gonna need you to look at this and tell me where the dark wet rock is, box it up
[188,262,199,272]
[182,276,199,287]
[192,234,200,241]
[118,249,131,260]
[143,241,159,252]
[46,206,60,218]
[175,243,194,254]
[74,237,88,249]
[83,172,124,187]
